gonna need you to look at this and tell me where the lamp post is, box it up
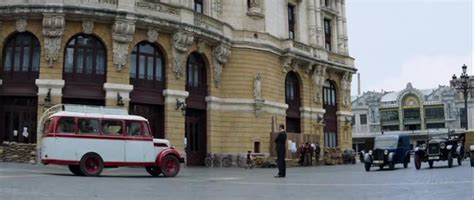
[451,64,472,130]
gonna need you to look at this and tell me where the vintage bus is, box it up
[40,105,183,177]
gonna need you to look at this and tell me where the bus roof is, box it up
[50,111,148,122]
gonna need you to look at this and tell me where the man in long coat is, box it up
[275,124,287,178]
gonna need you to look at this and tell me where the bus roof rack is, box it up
[62,104,128,116]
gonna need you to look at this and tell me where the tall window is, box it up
[285,72,301,133]
[323,80,337,147]
[194,0,203,13]
[130,42,164,83]
[324,19,332,51]
[360,114,367,125]
[2,32,40,74]
[288,4,296,40]
[186,53,207,94]
[64,34,106,78]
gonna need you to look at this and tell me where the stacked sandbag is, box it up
[323,147,343,165]
[1,142,37,164]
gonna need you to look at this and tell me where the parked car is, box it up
[414,135,463,169]
[363,134,411,171]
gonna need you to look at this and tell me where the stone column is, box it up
[163,89,189,157]
[315,0,323,47]
[341,0,348,54]
[35,79,65,148]
[307,0,318,47]
[336,0,344,54]
[103,83,133,109]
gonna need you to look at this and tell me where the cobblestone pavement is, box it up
[0,160,473,200]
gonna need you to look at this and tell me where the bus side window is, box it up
[101,120,123,135]
[78,119,100,134]
[126,121,141,136]
[142,122,151,137]
[57,117,76,134]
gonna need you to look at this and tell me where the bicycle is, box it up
[204,153,221,168]
[221,154,233,168]
[236,154,247,168]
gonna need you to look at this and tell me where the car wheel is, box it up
[364,162,371,172]
[428,160,433,168]
[403,159,408,168]
[79,153,103,176]
[447,152,453,168]
[222,157,232,168]
[160,155,180,177]
[379,165,384,170]
[457,155,462,166]
[470,152,474,167]
[68,165,83,176]
[389,161,395,170]
[414,154,421,170]
[145,166,162,177]
[351,158,356,165]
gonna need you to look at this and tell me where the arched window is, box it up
[323,80,337,147]
[186,52,207,94]
[186,52,207,110]
[62,34,106,104]
[130,42,165,85]
[2,32,40,75]
[64,34,106,79]
[285,72,301,133]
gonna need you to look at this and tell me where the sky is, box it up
[346,0,473,96]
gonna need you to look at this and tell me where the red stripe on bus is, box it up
[42,159,155,167]
[43,134,153,141]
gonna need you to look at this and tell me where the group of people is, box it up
[298,142,321,166]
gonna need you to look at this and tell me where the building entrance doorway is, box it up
[185,108,207,166]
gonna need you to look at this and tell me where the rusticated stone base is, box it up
[0,142,36,164]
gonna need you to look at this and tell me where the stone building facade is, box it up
[0,0,355,165]
[352,83,470,152]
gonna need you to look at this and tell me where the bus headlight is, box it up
[368,150,373,155]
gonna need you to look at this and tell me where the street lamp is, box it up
[451,64,472,130]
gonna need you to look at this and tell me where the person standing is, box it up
[315,143,321,165]
[275,124,287,178]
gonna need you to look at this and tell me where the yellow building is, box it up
[0,0,356,165]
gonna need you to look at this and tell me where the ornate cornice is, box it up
[171,31,194,79]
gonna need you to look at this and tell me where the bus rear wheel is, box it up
[80,153,104,176]
[146,166,162,177]
[68,165,83,176]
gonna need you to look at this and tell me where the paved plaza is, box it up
[0,161,473,200]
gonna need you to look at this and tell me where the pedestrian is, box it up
[246,150,253,169]
[298,143,305,166]
[315,143,321,165]
[275,124,287,178]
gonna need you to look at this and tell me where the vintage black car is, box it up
[363,135,411,171]
[414,135,463,169]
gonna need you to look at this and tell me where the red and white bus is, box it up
[40,105,183,177]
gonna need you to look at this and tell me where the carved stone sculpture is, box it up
[312,65,327,103]
[42,14,65,67]
[254,73,262,100]
[172,31,194,79]
[16,18,27,33]
[82,20,94,34]
[282,57,296,73]
[213,44,231,87]
[341,72,353,107]
[147,28,159,43]
[112,19,135,71]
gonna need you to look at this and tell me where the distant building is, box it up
[352,82,469,152]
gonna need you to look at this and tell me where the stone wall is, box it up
[0,142,37,164]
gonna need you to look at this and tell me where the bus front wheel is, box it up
[79,153,104,176]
